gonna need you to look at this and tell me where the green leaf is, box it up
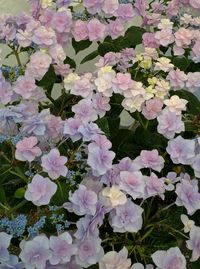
[14,187,25,199]
[120,26,146,48]
[51,182,70,206]
[64,56,76,69]
[0,187,7,203]
[172,56,190,71]
[72,38,92,54]
[37,65,57,89]
[80,50,99,64]
[98,42,117,56]
[175,90,200,115]
[96,117,110,137]
[107,94,124,118]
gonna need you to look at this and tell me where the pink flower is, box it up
[102,0,119,15]
[73,20,88,42]
[175,27,193,47]
[151,247,186,269]
[33,25,56,46]
[167,69,187,89]
[13,75,37,99]
[117,4,135,22]
[71,75,93,98]
[189,0,200,9]
[26,51,52,80]
[83,0,104,14]
[119,171,145,199]
[50,11,72,33]
[15,136,42,162]
[187,226,200,262]
[87,19,106,41]
[112,73,133,93]
[25,174,57,206]
[176,179,200,215]
[135,149,165,172]
[49,232,77,265]
[41,148,68,179]
[155,29,174,46]
[157,109,185,139]
[142,32,158,48]
[108,19,124,40]
[145,173,165,199]
[142,98,163,120]
[186,72,200,92]
[63,117,82,142]
[191,39,200,62]
[192,154,200,178]
[72,99,98,123]
[167,135,195,165]
[87,146,115,176]
[16,29,32,47]
[48,44,66,64]
[92,93,111,118]
[0,74,12,104]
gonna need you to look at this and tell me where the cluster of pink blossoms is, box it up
[1,0,200,269]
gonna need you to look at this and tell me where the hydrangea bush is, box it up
[0,0,200,268]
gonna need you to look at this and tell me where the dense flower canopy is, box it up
[0,0,200,268]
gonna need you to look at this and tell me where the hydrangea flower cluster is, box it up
[1,0,200,269]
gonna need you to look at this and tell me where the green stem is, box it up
[0,203,10,211]
[9,200,27,213]
[7,44,22,66]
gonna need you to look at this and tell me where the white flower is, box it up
[64,73,80,93]
[158,19,173,30]
[164,95,188,115]
[102,185,127,207]
[181,214,195,233]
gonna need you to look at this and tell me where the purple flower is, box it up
[192,154,200,178]
[75,236,104,268]
[72,99,98,123]
[49,232,77,265]
[13,75,37,99]
[109,199,143,233]
[117,4,135,22]
[166,136,195,165]
[99,247,131,269]
[119,171,145,199]
[83,0,104,14]
[0,254,24,269]
[157,109,185,139]
[0,232,12,262]
[108,19,124,40]
[151,247,186,269]
[0,72,12,105]
[33,26,56,46]
[41,148,68,179]
[63,117,82,142]
[25,174,57,206]
[134,149,164,172]
[19,235,51,269]
[68,184,97,216]
[187,225,200,261]
[92,93,111,118]
[50,11,72,33]
[175,179,200,215]
[15,136,42,162]
[87,19,106,41]
[145,173,165,199]
[78,122,101,142]
[87,146,115,176]
[56,0,73,8]
[26,51,52,80]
